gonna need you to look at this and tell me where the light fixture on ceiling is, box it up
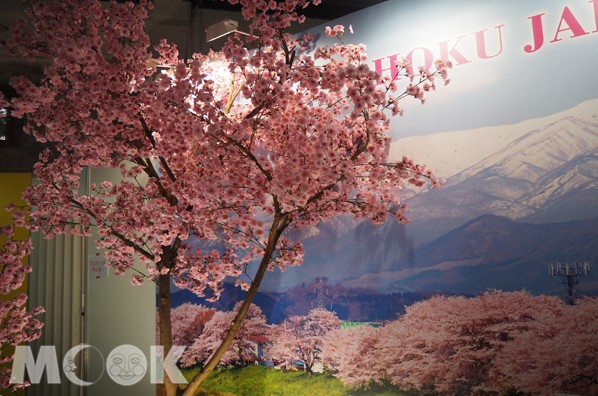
[205,19,249,42]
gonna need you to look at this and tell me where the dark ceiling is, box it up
[186,0,387,20]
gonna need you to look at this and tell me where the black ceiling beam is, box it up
[185,0,386,21]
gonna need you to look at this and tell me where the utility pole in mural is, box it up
[311,278,331,310]
[549,261,591,305]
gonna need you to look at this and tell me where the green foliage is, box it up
[182,365,410,396]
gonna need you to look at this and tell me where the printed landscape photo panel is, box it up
[170,0,598,393]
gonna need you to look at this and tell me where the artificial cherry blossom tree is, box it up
[267,308,339,374]
[2,0,449,394]
[0,223,44,391]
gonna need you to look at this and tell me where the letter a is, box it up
[550,6,589,43]
[588,0,598,33]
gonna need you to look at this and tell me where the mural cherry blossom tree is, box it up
[369,291,556,394]
[325,291,598,395]
[321,324,380,388]
[1,0,449,394]
[157,303,215,348]
[491,296,598,395]
[267,308,339,374]
[179,302,269,368]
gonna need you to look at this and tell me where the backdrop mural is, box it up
[170,0,598,394]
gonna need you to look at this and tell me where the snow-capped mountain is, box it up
[392,99,598,243]
[390,99,598,180]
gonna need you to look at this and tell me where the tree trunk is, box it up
[305,359,313,375]
[157,273,181,396]
[181,213,289,396]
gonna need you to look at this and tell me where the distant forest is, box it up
[168,278,447,324]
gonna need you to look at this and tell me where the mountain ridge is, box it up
[341,214,598,295]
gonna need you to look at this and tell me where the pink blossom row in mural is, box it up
[164,291,598,395]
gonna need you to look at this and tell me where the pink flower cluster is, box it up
[179,302,269,367]
[325,25,345,37]
[267,308,340,374]
[321,291,598,395]
[0,222,44,391]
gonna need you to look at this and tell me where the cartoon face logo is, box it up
[128,354,146,377]
[63,357,77,373]
[106,345,147,386]
[108,353,126,377]
[62,344,104,386]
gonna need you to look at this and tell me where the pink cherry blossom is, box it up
[0,217,44,391]
[267,308,340,374]
[156,303,216,348]
[325,291,598,395]
[3,0,448,393]
[180,303,269,367]
[321,324,380,388]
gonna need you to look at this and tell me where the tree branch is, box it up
[67,196,156,262]
[182,212,290,396]
[138,113,178,183]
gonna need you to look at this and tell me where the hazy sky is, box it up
[303,0,598,138]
